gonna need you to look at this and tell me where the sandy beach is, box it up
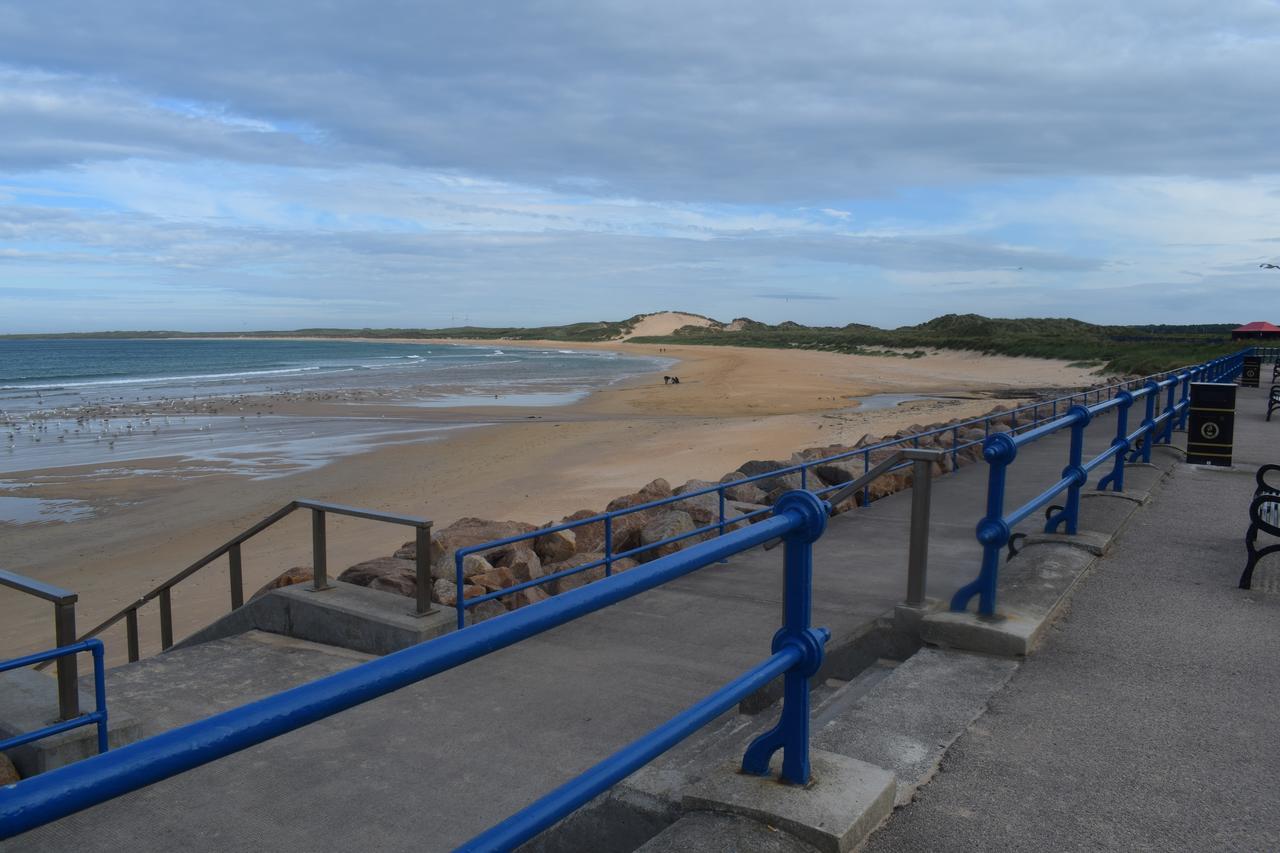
[0,338,1101,663]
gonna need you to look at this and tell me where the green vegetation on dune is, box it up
[630,313,1241,375]
[0,312,1246,375]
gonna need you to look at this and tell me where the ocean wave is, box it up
[0,365,326,391]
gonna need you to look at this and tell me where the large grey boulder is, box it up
[720,471,768,504]
[533,528,576,563]
[639,510,699,561]
[488,544,544,583]
[337,557,419,598]
[394,517,538,575]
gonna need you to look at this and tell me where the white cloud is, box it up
[2,2,1280,329]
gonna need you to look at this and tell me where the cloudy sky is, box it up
[2,1,1280,332]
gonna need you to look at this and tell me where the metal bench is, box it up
[1240,464,1280,589]
[1269,384,1280,422]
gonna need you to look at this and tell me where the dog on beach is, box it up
[663,375,681,385]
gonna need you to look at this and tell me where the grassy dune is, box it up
[3,313,1243,375]
[630,314,1240,375]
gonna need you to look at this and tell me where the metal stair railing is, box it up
[0,569,84,720]
[47,499,434,664]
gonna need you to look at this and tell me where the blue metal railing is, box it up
[951,350,1250,617]
[0,640,109,757]
[0,490,832,849]
[452,373,1206,626]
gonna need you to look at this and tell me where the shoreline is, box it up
[0,341,1103,663]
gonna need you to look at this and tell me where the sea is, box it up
[0,338,664,415]
[0,339,669,520]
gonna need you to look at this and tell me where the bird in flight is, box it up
[1261,263,1280,269]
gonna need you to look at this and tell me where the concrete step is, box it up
[812,647,1017,807]
[175,581,455,657]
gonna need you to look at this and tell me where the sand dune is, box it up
[618,311,719,339]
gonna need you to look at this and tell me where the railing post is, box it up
[717,489,727,538]
[862,449,870,506]
[950,433,1015,617]
[741,491,829,785]
[126,607,140,663]
[53,599,80,721]
[159,587,174,650]
[455,551,467,631]
[1046,406,1089,535]
[90,641,109,754]
[1176,371,1192,431]
[1098,390,1133,493]
[905,456,934,608]
[1160,379,1177,444]
[228,543,244,610]
[1138,381,1158,464]
[604,516,614,577]
[310,508,331,591]
[413,523,434,617]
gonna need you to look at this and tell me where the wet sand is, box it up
[0,341,1100,663]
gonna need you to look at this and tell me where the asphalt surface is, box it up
[867,448,1280,850]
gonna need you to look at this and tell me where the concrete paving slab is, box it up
[682,750,895,853]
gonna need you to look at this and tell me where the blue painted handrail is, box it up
[951,350,1251,616]
[452,369,1220,627]
[0,491,831,847]
[0,639,108,757]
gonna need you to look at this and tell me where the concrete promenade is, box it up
[866,389,1280,851]
[4,392,1264,851]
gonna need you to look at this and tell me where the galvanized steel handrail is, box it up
[951,350,1250,616]
[0,639,108,757]
[0,569,82,721]
[62,499,434,664]
[0,490,832,848]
